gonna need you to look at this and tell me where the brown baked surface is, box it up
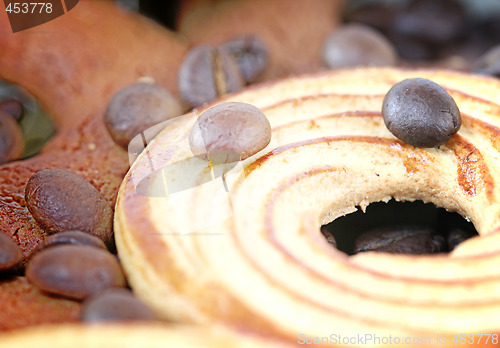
[0,277,81,332]
[0,0,188,259]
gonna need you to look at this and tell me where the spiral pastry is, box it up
[115,67,500,344]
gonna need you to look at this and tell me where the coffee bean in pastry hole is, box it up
[0,111,24,164]
[354,225,446,255]
[26,245,125,300]
[189,102,271,163]
[382,78,461,148]
[220,35,268,84]
[0,233,23,271]
[0,99,23,121]
[178,45,244,109]
[33,231,107,255]
[105,82,184,149]
[447,228,478,251]
[322,23,397,69]
[81,288,156,323]
[473,45,500,78]
[24,169,114,249]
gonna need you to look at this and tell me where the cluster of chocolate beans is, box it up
[0,100,24,165]
[343,0,500,73]
[0,168,156,323]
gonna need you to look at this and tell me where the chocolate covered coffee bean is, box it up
[189,102,271,163]
[81,288,156,323]
[25,169,114,248]
[26,245,125,300]
[382,78,461,148]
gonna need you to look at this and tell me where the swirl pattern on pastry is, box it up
[115,67,500,340]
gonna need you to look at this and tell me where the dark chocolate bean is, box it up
[34,231,107,254]
[26,245,125,300]
[354,225,446,255]
[0,112,24,164]
[25,169,114,248]
[81,288,156,322]
[189,102,271,163]
[0,99,24,121]
[220,35,268,83]
[105,82,184,148]
[322,23,397,68]
[0,233,22,271]
[382,78,461,148]
[447,228,477,251]
[178,45,244,108]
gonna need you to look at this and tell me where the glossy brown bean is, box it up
[189,102,271,163]
[382,78,461,148]
[105,82,184,148]
[25,169,114,248]
[26,245,125,300]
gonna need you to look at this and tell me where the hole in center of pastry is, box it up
[321,200,478,256]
